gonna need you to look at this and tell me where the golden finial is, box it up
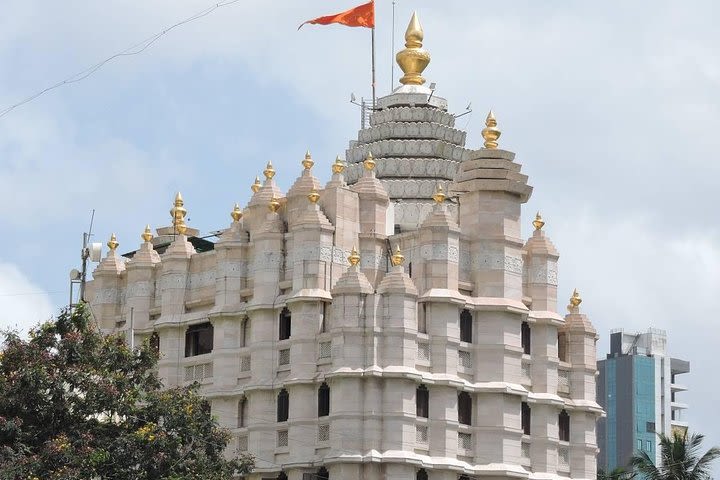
[231,203,243,222]
[390,245,405,267]
[141,225,153,243]
[251,176,262,193]
[170,192,188,235]
[533,212,545,231]
[432,183,446,204]
[348,246,360,266]
[107,233,119,251]
[308,189,320,204]
[332,155,346,175]
[269,196,281,213]
[396,12,430,86]
[302,150,314,170]
[363,151,376,170]
[264,161,276,180]
[481,110,501,149]
[568,289,582,310]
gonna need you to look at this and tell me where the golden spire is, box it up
[332,155,346,175]
[396,12,430,86]
[170,192,188,235]
[263,161,276,180]
[302,150,314,170]
[141,225,153,243]
[533,211,545,231]
[107,233,119,251]
[231,203,243,222]
[363,151,376,170]
[269,196,281,213]
[568,288,582,310]
[251,176,262,193]
[348,246,360,266]
[481,110,501,149]
[432,183,446,204]
[390,245,405,266]
[308,189,320,204]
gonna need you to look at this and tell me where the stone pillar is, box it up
[416,197,461,294]
[124,232,160,344]
[90,234,126,331]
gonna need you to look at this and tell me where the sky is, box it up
[1,0,719,471]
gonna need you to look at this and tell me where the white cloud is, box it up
[0,261,54,336]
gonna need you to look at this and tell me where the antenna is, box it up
[454,102,472,119]
[350,93,372,129]
[427,82,437,102]
[391,1,396,91]
[70,209,102,307]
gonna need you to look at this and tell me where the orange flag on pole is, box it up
[298,1,375,30]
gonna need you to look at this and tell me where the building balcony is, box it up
[670,382,688,392]
[671,401,689,410]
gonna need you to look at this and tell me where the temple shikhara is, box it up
[88,12,602,480]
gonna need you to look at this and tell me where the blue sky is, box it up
[1,0,719,470]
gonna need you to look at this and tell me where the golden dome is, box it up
[332,155,346,175]
[348,246,360,266]
[390,245,405,266]
[107,233,119,251]
[269,196,281,213]
[231,203,243,222]
[308,189,320,204]
[481,110,501,149]
[432,183,446,204]
[396,12,430,86]
[363,151,376,171]
[251,176,262,193]
[264,161,276,180]
[533,212,545,231]
[141,225,153,243]
[302,150,314,170]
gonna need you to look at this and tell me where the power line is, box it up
[0,0,242,119]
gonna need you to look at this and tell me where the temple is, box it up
[87,12,602,480]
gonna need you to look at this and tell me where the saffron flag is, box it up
[298,1,375,30]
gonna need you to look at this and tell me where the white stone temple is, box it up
[87,12,602,480]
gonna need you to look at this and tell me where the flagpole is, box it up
[371,25,377,108]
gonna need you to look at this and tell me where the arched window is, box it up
[317,467,329,479]
[277,388,289,422]
[521,401,531,435]
[416,469,428,480]
[279,307,291,340]
[559,409,570,441]
[521,321,531,355]
[416,385,429,418]
[318,383,330,417]
[240,318,249,348]
[458,391,472,426]
[149,332,160,354]
[460,309,472,343]
[238,396,248,428]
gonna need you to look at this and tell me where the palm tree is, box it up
[598,466,635,480]
[631,431,720,480]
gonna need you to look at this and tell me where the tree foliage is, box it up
[0,304,254,479]
[631,431,720,480]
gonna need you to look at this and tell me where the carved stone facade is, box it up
[88,83,601,480]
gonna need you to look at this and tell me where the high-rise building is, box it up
[597,328,690,472]
[87,13,603,480]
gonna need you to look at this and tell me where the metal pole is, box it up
[129,307,135,349]
[371,26,377,108]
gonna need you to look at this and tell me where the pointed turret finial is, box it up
[332,155,346,175]
[107,233,119,251]
[390,245,405,267]
[251,176,262,193]
[269,196,281,213]
[533,211,545,231]
[396,12,430,86]
[363,151,376,170]
[170,192,188,235]
[568,288,582,311]
[141,225,153,243]
[264,161,276,180]
[302,150,314,170]
[482,110,501,149]
[231,203,243,222]
[432,183,446,204]
[348,246,360,266]
[308,189,320,204]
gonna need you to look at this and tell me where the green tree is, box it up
[0,304,254,479]
[631,431,720,480]
[598,466,636,480]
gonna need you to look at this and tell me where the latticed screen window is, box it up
[277,430,288,447]
[278,348,290,366]
[319,341,332,359]
[318,424,330,442]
